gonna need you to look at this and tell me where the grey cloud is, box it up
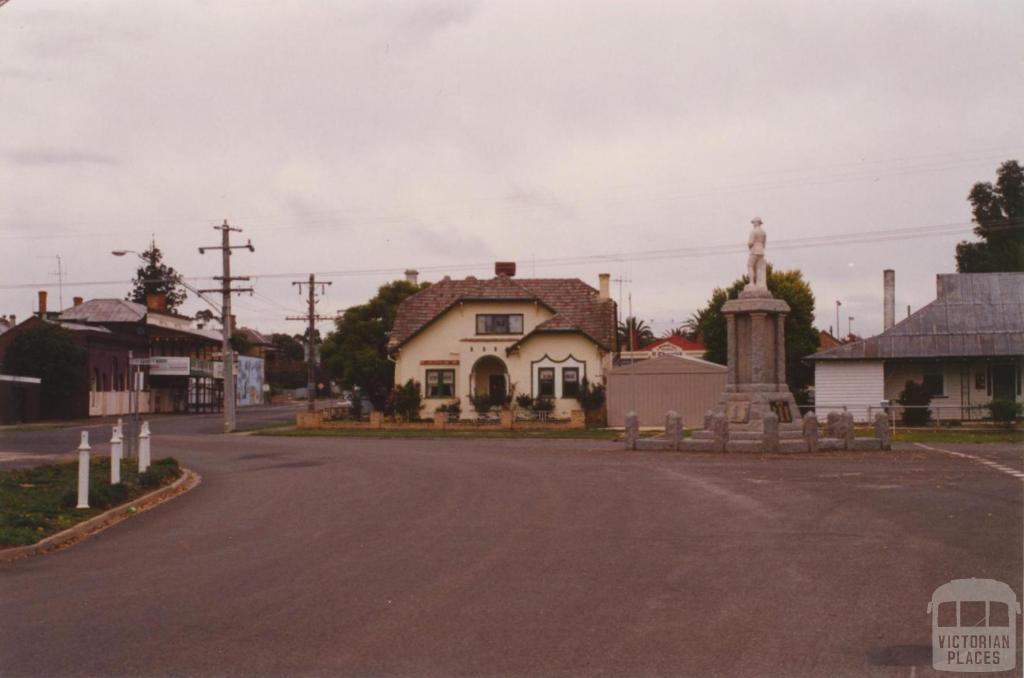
[1,148,117,167]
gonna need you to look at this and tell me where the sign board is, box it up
[726,401,750,423]
[148,356,191,376]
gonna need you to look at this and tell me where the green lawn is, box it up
[257,426,624,441]
[0,457,181,548]
[891,428,1024,445]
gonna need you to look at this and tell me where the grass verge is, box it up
[257,426,623,440]
[0,457,182,547]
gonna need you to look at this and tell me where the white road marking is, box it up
[915,443,1024,481]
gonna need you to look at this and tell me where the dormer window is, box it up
[476,314,523,335]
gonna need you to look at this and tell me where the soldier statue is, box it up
[746,217,767,288]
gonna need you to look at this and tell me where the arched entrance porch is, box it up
[470,354,509,398]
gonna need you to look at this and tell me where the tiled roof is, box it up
[236,326,273,346]
[59,299,146,324]
[643,335,705,352]
[390,275,617,351]
[809,272,1024,361]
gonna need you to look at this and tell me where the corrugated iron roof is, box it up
[59,299,146,324]
[809,272,1024,361]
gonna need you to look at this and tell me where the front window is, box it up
[922,366,944,396]
[538,368,555,397]
[562,368,580,398]
[425,369,455,398]
[476,314,523,335]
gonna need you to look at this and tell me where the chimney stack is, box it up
[145,292,168,314]
[883,269,895,331]
[73,296,83,307]
[495,261,516,277]
[37,290,47,318]
[8,315,14,326]
[599,273,610,300]
[404,269,419,285]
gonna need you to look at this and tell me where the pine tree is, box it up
[127,241,187,313]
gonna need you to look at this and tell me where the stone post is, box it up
[110,427,123,485]
[569,410,585,429]
[665,411,682,451]
[873,411,891,450]
[703,410,714,432]
[624,412,639,451]
[842,412,855,450]
[369,411,383,429]
[750,312,766,384]
[501,409,516,430]
[775,313,787,387]
[725,315,737,387]
[711,413,728,453]
[433,411,447,430]
[76,431,91,509]
[802,412,818,453]
[763,412,779,453]
[826,412,842,439]
[138,421,151,473]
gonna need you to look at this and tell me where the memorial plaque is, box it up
[726,401,750,423]
[770,400,792,423]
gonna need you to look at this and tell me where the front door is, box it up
[992,363,1016,402]
[488,374,506,398]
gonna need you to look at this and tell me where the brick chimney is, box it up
[883,269,895,331]
[404,269,419,285]
[37,290,47,318]
[145,292,167,313]
[73,296,83,307]
[598,273,610,300]
[495,261,516,277]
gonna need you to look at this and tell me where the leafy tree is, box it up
[229,331,252,355]
[2,323,86,418]
[270,333,305,361]
[320,279,429,409]
[956,160,1024,272]
[127,241,187,313]
[695,266,820,390]
[617,316,655,350]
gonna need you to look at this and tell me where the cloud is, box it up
[1,148,116,167]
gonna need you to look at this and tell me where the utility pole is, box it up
[287,274,333,413]
[199,220,254,433]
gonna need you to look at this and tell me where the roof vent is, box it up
[495,261,516,277]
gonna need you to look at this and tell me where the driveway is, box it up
[1,435,1021,677]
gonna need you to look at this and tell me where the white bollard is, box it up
[115,417,123,438]
[110,427,123,484]
[138,421,151,473]
[76,431,91,509]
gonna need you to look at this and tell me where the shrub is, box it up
[445,399,461,416]
[469,393,494,416]
[897,380,932,426]
[532,396,555,413]
[575,378,606,413]
[139,458,181,488]
[391,379,422,421]
[987,399,1022,426]
[515,393,533,410]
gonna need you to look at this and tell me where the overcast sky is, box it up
[2,0,1022,340]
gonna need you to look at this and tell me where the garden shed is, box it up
[607,354,727,428]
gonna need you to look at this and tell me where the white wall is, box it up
[814,360,884,422]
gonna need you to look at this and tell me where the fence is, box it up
[811,403,997,431]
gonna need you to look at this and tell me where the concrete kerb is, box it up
[0,467,201,563]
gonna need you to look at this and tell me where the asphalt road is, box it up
[1,431,1022,677]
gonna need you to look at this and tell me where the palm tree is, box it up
[617,316,655,350]
[681,308,708,342]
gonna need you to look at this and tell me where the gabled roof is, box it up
[643,335,706,352]
[809,272,1024,361]
[236,326,273,347]
[60,299,147,324]
[390,275,617,351]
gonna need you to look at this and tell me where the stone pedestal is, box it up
[686,283,803,453]
[716,286,799,432]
